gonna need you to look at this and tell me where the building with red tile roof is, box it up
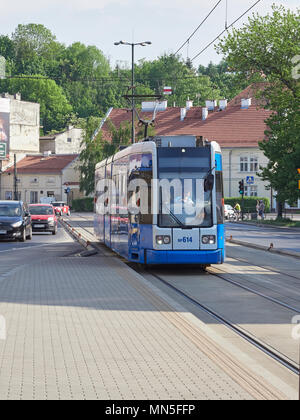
[101,85,271,148]
[101,85,280,209]
[1,154,81,203]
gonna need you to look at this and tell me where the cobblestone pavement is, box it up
[0,226,257,400]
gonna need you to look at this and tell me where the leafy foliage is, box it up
[217,5,300,212]
[78,117,131,195]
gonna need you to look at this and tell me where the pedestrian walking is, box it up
[256,200,260,218]
[258,200,265,220]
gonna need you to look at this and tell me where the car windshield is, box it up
[158,148,213,228]
[29,206,54,215]
[0,204,22,217]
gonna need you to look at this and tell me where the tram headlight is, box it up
[156,235,171,245]
[156,235,164,245]
[163,235,171,245]
[202,235,216,244]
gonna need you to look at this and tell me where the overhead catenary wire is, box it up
[191,0,263,62]
[174,0,223,56]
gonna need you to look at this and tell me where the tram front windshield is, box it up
[158,147,213,228]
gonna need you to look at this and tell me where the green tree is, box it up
[11,24,64,76]
[217,5,300,216]
[58,42,114,117]
[135,54,221,107]
[0,35,16,75]
[79,118,131,195]
[0,76,73,133]
[198,60,250,100]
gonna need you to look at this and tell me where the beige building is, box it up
[40,126,83,155]
[2,154,81,204]
[0,93,40,165]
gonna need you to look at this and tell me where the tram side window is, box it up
[128,166,153,225]
[216,171,224,224]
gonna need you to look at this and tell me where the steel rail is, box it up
[144,269,299,376]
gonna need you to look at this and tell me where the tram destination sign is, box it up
[0,143,6,159]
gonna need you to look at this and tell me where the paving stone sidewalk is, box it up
[0,240,254,400]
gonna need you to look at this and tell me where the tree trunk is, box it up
[277,201,283,218]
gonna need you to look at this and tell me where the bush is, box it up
[225,197,270,213]
[71,197,94,212]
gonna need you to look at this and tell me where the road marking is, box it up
[0,243,51,254]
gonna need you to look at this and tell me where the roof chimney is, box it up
[180,108,186,121]
[186,99,193,110]
[241,98,252,109]
[219,99,227,110]
[202,107,208,121]
[205,100,217,111]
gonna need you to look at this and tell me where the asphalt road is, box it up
[0,223,84,278]
[226,222,300,254]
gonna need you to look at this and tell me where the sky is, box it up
[0,0,299,68]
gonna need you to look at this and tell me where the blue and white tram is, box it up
[94,135,225,265]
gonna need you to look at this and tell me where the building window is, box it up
[5,191,12,200]
[240,156,258,172]
[30,191,38,203]
[244,185,258,197]
[30,177,39,184]
[240,157,248,172]
[250,157,258,172]
[47,177,55,184]
[67,137,72,143]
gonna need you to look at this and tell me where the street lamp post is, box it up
[114,40,151,144]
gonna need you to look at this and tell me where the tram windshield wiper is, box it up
[163,205,186,229]
[159,187,186,228]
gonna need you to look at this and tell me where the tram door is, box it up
[128,169,140,261]
[128,153,153,262]
[104,163,112,248]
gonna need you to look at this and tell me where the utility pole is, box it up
[14,154,18,200]
[114,40,152,144]
[131,43,135,145]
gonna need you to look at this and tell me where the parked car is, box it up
[29,204,58,235]
[224,204,235,220]
[51,202,70,216]
[0,200,32,242]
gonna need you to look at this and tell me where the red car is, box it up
[29,204,58,235]
[51,202,71,217]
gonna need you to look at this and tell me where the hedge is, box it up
[225,197,270,213]
[71,197,94,212]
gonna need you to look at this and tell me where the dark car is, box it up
[0,201,32,242]
[29,204,58,235]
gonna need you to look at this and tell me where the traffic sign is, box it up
[163,86,172,95]
[0,143,6,159]
[246,176,254,184]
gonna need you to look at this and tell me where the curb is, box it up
[60,217,96,253]
[226,237,300,259]
[228,220,300,232]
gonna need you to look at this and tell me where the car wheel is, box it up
[19,228,26,242]
[52,226,57,235]
[26,227,33,240]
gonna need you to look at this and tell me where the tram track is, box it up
[140,267,300,376]
[66,214,300,376]
[208,267,300,314]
